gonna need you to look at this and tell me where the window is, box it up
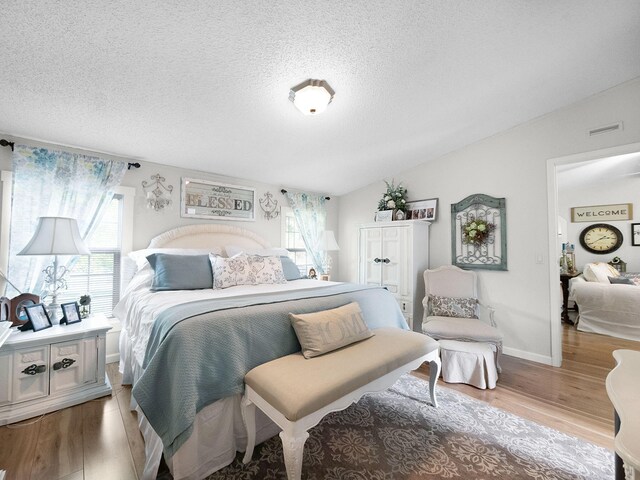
[282,208,314,276]
[57,195,123,315]
[1,171,134,319]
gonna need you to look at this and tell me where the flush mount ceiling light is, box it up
[289,79,335,115]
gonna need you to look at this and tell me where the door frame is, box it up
[546,141,640,367]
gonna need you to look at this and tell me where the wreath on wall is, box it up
[461,218,495,246]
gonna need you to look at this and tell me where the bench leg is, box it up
[429,358,441,408]
[241,396,256,464]
[279,430,309,480]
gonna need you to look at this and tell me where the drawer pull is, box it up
[382,258,390,264]
[53,358,76,371]
[22,364,46,375]
[373,257,381,263]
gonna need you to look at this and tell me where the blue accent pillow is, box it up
[280,256,302,281]
[608,276,633,285]
[147,253,213,291]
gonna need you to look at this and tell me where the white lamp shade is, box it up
[290,79,335,116]
[18,217,90,256]
[318,230,340,251]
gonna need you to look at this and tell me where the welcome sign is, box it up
[571,203,633,223]
[181,177,255,221]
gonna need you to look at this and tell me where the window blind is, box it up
[57,195,122,316]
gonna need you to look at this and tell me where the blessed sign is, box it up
[571,203,633,223]
[181,178,255,221]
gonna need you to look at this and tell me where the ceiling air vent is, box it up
[588,122,623,136]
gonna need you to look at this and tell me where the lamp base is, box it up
[47,302,61,325]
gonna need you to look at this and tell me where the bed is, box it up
[569,262,640,342]
[115,224,411,480]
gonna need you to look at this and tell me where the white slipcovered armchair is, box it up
[422,265,503,373]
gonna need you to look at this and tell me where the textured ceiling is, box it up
[1,1,639,195]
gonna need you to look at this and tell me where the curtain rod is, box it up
[0,139,15,151]
[1,140,140,170]
[280,189,330,200]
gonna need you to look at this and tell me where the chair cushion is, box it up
[245,327,438,421]
[429,294,477,318]
[422,316,503,343]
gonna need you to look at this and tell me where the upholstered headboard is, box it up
[120,224,272,294]
[147,224,271,250]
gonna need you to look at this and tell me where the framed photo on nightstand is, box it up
[23,304,52,332]
[60,302,82,325]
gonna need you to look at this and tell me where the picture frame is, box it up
[181,177,255,221]
[632,223,640,246]
[405,198,438,221]
[23,304,52,332]
[375,210,393,222]
[60,301,82,325]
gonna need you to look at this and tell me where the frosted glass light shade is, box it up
[18,217,90,256]
[289,79,335,115]
[318,230,340,251]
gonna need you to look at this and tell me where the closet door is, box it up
[359,227,383,286]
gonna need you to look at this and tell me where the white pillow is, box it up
[210,253,286,289]
[583,263,618,283]
[128,247,222,270]
[224,245,289,258]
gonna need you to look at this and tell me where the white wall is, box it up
[558,164,639,271]
[339,77,640,364]
[0,137,340,278]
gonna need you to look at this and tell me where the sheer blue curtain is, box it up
[7,145,127,296]
[284,192,327,274]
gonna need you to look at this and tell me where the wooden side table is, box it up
[560,271,581,324]
[0,314,112,425]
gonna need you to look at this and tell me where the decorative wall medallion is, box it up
[142,174,173,211]
[259,192,280,220]
[451,193,507,271]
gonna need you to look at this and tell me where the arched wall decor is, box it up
[451,193,507,270]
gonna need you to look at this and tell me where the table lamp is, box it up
[318,230,340,276]
[17,217,90,322]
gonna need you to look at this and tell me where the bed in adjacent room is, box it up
[115,224,415,480]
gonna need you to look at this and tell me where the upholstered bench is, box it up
[242,327,440,480]
[438,339,497,389]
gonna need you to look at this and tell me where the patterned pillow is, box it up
[210,253,286,289]
[429,295,477,318]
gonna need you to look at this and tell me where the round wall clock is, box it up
[579,223,623,254]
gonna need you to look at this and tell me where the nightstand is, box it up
[560,272,581,324]
[0,314,112,425]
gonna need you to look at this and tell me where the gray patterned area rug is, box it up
[206,374,613,479]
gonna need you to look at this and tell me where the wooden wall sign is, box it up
[571,203,632,222]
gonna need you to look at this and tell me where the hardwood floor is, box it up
[0,364,144,480]
[1,324,638,479]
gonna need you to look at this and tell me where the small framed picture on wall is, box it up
[632,223,640,246]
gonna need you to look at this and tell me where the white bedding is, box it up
[115,269,340,479]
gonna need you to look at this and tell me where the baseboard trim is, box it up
[106,352,120,364]
[503,347,553,365]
